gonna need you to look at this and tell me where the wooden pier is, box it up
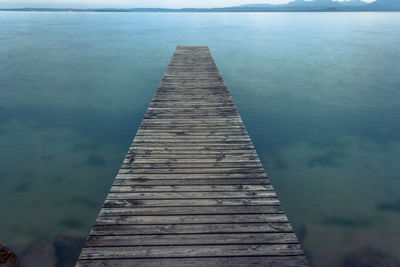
[76,46,308,266]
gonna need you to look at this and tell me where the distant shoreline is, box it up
[0,7,399,13]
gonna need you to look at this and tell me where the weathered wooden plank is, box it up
[132,135,250,140]
[156,87,228,92]
[127,149,257,155]
[117,167,265,174]
[112,178,270,186]
[138,125,247,130]
[85,233,298,247]
[143,115,242,120]
[150,100,231,104]
[146,107,237,112]
[142,115,243,120]
[105,191,276,200]
[90,222,293,236]
[134,132,250,137]
[134,131,249,135]
[153,90,227,94]
[95,214,287,225]
[124,153,258,158]
[80,244,303,259]
[123,156,260,163]
[140,119,243,124]
[130,139,252,144]
[143,114,242,119]
[98,206,283,216]
[77,256,308,267]
[151,94,229,99]
[125,154,259,160]
[164,72,226,75]
[155,88,228,92]
[131,148,253,153]
[120,162,263,169]
[103,198,280,208]
[139,124,242,127]
[132,139,251,144]
[128,144,255,150]
[162,62,215,65]
[148,103,235,108]
[109,185,273,192]
[160,79,224,84]
[164,68,219,71]
[115,172,268,179]
[151,94,232,98]
[123,157,260,163]
[153,93,229,97]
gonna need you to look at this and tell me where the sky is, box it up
[0,0,376,9]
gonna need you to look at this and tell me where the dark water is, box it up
[1,12,399,266]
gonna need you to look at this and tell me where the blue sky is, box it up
[0,0,375,9]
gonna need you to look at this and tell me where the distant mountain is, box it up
[240,0,368,8]
[366,0,400,10]
[233,0,400,11]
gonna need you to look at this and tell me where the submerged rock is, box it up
[53,235,86,267]
[0,242,19,267]
[21,241,57,267]
[20,235,86,267]
[344,247,400,267]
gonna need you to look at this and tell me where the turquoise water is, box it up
[1,12,399,266]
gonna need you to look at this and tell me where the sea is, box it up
[0,11,399,266]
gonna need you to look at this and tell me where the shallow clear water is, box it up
[0,12,399,266]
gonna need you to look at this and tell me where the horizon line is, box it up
[0,0,381,11]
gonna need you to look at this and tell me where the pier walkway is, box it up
[76,46,308,266]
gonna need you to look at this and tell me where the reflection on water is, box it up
[0,12,399,266]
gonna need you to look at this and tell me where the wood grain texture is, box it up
[79,244,304,259]
[89,223,294,235]
[85,233,299,246]
[77,256,308,267]
[76,46,308,266]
